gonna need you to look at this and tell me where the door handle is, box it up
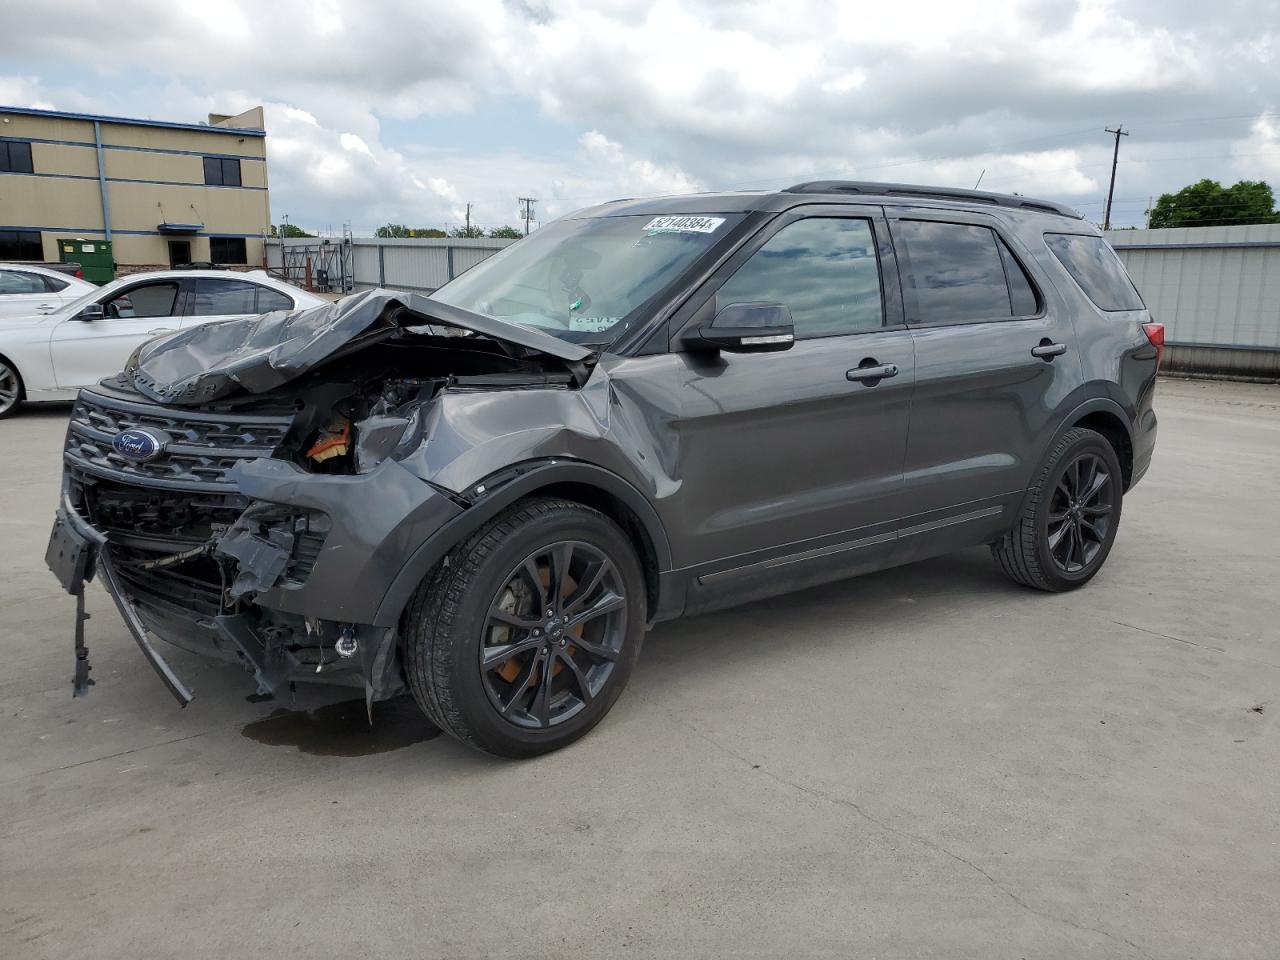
[148,327,177,335]
[846,362,899,383]
[1031,340,1067,360]
[36,303,57,313]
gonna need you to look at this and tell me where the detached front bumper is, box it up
[48,453,465,707]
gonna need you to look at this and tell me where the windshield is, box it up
[431,213,743,343]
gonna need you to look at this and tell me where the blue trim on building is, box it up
[1,224,265,239]
[0,169,268,190]
[0,104,265,137]
[1,135,264,162]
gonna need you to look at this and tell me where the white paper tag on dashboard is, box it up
[642,216,725,235]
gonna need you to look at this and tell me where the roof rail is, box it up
[783,180,1083,219]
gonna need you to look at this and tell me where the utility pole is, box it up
[464,202,472,236]
[518,197,537,236]
[1103,125,1129,231]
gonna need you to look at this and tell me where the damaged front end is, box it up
[47,290,594,709]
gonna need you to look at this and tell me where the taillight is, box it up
[74,269,84,279]
[1143,322,1165,370]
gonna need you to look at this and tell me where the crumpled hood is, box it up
[126,288,593,405]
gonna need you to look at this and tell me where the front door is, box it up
[889,214,1081,550]
[167,241,191,268]
[52,279,184,390]
[661,207,916,595]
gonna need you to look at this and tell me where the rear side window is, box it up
[0,271,47,294]
[895,220,1039,324]
[1044,234,1144,311]
[191,278,258,316]
[716,217,884,338]
[256,287,294,312]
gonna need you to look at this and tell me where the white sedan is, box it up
[0,269,325,418]
[0,263,97,320]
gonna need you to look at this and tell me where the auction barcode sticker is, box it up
[643,216,725,234]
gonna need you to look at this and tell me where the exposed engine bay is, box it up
[48,291,599,711]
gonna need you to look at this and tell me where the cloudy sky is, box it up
[5,0,1279,233]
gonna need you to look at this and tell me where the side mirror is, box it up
[682,301,795,353]
[78,304,105,322]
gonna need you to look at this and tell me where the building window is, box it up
[210,236,248,264]
[0,140,34,174]
[0,230,43,260]
[203,156,242,187]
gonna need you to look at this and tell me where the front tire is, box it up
[403,497,646,758]
[992,427,1123,592]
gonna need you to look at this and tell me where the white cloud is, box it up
[3,0,1280,229]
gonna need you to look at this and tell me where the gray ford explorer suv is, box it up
[47,181,1161,757]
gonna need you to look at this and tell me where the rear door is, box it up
[889,213,1080,554]
[0,269,60,319]
[51,279,183,389]
[666,205,916,590]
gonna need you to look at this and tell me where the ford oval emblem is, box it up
[112,429,164,463]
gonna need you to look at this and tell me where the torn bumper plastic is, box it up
[47,455,465,707]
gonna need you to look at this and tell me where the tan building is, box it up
[0,105,270,273]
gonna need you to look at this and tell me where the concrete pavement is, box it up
[2,378,1278,959]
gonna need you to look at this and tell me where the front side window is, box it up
[715,218,884,338]
[191,278,257,315]
[203,156,242,187]
[0,271,47,295]
[0,140,34,174]
[103,282,179,319]
[896,220,1039,324]
[0,229,43,260]
[210,237,248,264]
[1044,234,1145,311]
[433,213,743,344]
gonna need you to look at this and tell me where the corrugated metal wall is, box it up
[265,236,514,294]
[1106,224,1280,378]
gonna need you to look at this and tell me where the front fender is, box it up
[372,458,674,628]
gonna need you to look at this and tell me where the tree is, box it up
[270,223,314,238]
[487,225,522,239]
[1147,179,1280,229]
[375,224,447,238]
[449,225,486,238]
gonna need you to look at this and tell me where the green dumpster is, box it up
[58,238,115,285]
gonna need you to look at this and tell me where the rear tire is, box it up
[402,497,646,758]
[992,427,1123,592]
[0,357,24,419]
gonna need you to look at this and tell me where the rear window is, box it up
[1044,234,1144,312]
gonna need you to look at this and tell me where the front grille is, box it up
[65,389,294,491]
[64,389,328,603]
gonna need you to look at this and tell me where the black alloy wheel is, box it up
[480,541,628,729]
[1046,452,1115,574]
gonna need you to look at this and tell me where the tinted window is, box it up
[1044,234,1144,311]
[203,156,242,187]
[897,220,1024,324]
[103,282,179,319]
[1,140,34,174]
[256,287,294,312]
[210,236,248,264]
[43,274,70,292]
[716,218,883,338]
[0,229,43,261]
[192,278,257,316]
[998,238,1038,316]
[0,271,47,294]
